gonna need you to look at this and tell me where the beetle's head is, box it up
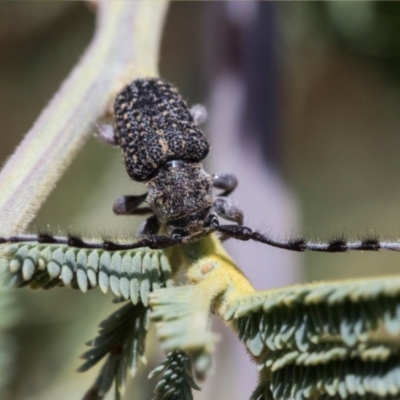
[166,207,217,240]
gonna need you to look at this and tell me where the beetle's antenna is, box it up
[4,224,400,253]
[215,224,400,252]
[0,232,188,251]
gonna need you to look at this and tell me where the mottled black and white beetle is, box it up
[101,78,243,242]
[4,77,400,254]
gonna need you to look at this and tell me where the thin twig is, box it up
[0,1,169,236]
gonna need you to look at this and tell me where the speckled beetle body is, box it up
[146,161,213,223]
[110,78,242,239]
[114,79,210,182]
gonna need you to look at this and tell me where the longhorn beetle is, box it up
[2,77,400,254]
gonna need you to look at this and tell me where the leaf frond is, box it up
[150,286,219,380]
[227,276,400,356]
[80,302,149,399]
[0,243,174,304]
[264,342,400,371]
[270,357,400,399]
[149,351,200,400]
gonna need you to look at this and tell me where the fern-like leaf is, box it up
[150,286,219,380]
[229,276,400,400]
[0,243,174,304]
[226,276,400,356]
[148,351,200,400]
[79,302,149,399]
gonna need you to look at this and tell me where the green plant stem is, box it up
[0,1,169,236]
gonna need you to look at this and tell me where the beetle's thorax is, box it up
[146,160,213,227]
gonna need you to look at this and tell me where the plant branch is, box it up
[0,0,169,236]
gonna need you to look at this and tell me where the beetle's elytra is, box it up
[114,79,209,182]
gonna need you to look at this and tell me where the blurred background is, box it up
[1,1,400,399]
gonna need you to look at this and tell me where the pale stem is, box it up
[0,0,169,236]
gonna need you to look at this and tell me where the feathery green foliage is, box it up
[2,238,400,399]
[0,243,174,304]
[80,302,149,400]
[252,356,400,400]
[149,351,200,400]
[228,276,400,354]
[150,286,219,379]
[229,277,400,399]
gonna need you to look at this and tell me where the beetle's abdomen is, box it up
[114,78,209,181]
[146,161,213,222]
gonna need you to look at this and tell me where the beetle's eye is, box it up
[205,214,219,228]
[171,229,188,240]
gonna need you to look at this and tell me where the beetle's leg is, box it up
[190,104,207,126]
[96,123,118,145]
[211,198,242,241]
[113,194,153,216]
[212,197,243,225]
[213,201,243,225]
[212,174,238,197]
[138,215,160,236]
